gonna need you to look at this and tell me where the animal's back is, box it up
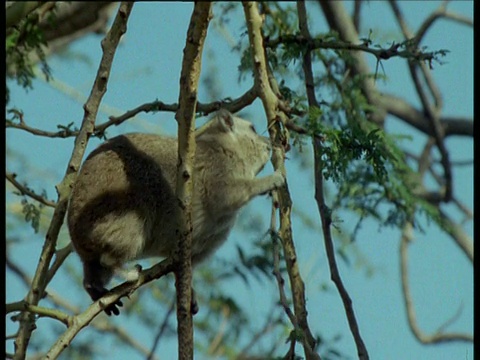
[67,110,285,315]
[67,133,179,266]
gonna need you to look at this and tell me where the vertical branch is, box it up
[297,2,369,359]
[174,3,212,360]
[13,3,134,359]
[242,2,319,359]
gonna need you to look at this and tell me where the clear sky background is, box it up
[6,2,473,360]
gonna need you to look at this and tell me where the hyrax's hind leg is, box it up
[82,260,123,316]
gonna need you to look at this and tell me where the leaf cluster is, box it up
[20,198,43,234]
[6,9,53,104]
[241,19,448,237]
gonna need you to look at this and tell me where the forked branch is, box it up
[12,3,134,359]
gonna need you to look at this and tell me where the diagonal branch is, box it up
[44,258,175,359]
[6,254,159,360]
[411,139,473,262]
[6,172,56,207]
[378,94,473,138]
[12,3,134,359]
[147,300,175,360]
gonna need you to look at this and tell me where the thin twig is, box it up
[236,307,279,359]
[46,243,74,284]
[147,300,175,360]
[6,172,56,208]
[297,2,369,359]
[6,301,72,326]
[265,34,441,63]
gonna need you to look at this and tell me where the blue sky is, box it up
[6,2,473,359]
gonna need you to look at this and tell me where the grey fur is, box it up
[67,110,284,315]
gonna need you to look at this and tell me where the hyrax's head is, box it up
[195,109,271,177]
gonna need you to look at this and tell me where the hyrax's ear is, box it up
[216,109,235,132]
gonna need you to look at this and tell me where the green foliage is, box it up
[259,2,298,37]
[6,11,52,104]
[234,7,451,239]
[20,197,44,233]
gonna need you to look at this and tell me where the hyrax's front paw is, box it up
[271,170,286,189]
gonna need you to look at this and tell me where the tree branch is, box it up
[6,2,117,76]
[388,0,453,201]
[174,3,212,360]
[46,243,74,284]
[12,3,134,359]
[438,210,473,262]
[265,34,442,63]
[6,172,56,207]
[6,253,159,360]
[7,301,72,327]
[409,140,473,262]
[38,2,115,43]
[6,86,258,140]
[6,1,43,29]
[271,230,303,355]
[94,86,257,137]
[400,222,473,344]
[297,2,369,359]
[378,94,473,138]
[317,0,473,141]
[147,300,175,360]
[243,2,319,359]
[43,258,175,359]
[388,0,444,109]
[412,1,473,45]
[318,0,386,125]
